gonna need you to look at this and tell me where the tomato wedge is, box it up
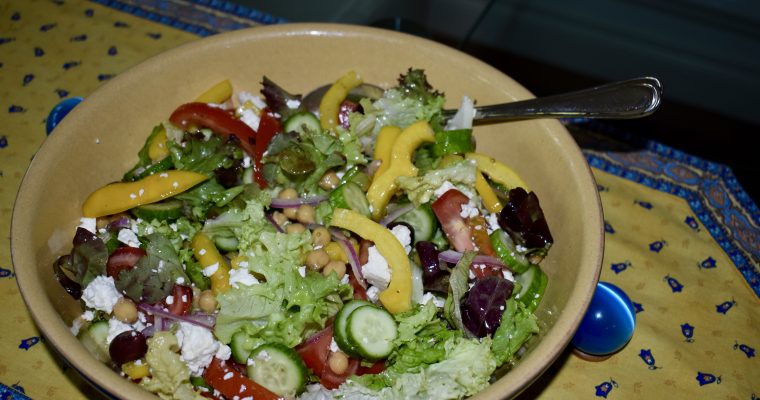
[468,215,496,257]
[432,189,476,252]
[168,102,257,164]
[252,110,281,188]
[295,325,360,389]
[106,246,146,279]
[203,358,281,400]
[163,284,193,316]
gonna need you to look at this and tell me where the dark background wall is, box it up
[230,0,758,200]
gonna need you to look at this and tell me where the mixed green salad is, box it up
[54,69,554,400]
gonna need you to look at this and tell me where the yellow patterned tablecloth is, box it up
[1,1,758,399]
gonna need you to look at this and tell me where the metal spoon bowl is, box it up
[302,76,662,124]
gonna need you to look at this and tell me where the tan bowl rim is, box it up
[12,22,604,400]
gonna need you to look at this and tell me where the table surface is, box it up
[1,1,758,399]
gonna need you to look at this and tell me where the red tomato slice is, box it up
[356,360,385,375]
[252,110,281,188]
[168,102,257,162]
[106,247,146,279]
[295,325,363,389]
[432,189,476,252]
[203,358,281,400]
[163,284,193,316]
[468,215,496,257]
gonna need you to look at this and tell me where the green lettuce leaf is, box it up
[213,230,352,345]
[396,160,477,206]
[139,331,204,400]
[444,250,476,337]
[115,233,189,303]
[491,298,540,365]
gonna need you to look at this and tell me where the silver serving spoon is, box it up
[302,76,662,124]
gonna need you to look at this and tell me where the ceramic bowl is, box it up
[12,23,603,399]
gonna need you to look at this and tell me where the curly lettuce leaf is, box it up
[139,331,204,400]
[213,230,352,345]
[396,160,477,206]
[491,298,539,365]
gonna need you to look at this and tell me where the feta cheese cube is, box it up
[390,224,412,254]
[77,217,97,234]
[117,228,141,248]
[176,322,219,376]
[361,246,391,290]
[228,268,260,288]
[81,275,123,313]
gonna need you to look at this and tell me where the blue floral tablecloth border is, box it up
[92,0,284,36]
[569,119,760,298]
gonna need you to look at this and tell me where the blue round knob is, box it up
[572,281,636,357]
[46,96,83,135]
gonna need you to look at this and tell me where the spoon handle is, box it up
[448,77,662,123]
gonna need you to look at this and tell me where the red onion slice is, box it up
[330,228,366,289]
[270,195,327,209]
[138,303,216,330]
[265,212,284,232]
[438,250,511,271]
[379,203,414,227]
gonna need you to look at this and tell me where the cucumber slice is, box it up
[340,166,370,192]
[489,229,531,274]
[213,235,239,253]
[515,264,548,312]
[284,111,321,135]
[78,320,110,362]
[346,305,397,361]
[333,299,372,357]
[395,203,438,243]
[230,331,259,364]
[130,199,184,221]
[329,181,370,217]
[247,343,308,396]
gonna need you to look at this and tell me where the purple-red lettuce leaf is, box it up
[115,233,188,303]
[498,187,553,263]
[460,276,514,338]
[69,227,108,287]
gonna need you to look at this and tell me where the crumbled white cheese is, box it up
[117,229,141,248]
[70,318,84,336]
[241,154,252,169]
[390,224,412,254]
[361,246,391,290]
[340,274,350,284]
[286,99,301,109]
[202,262,219,277]
[106,318,133,344]
[77,217,97,234]
[330,338,340,353]
[81,276,123,313]
[216,344,232,361]
[421,292,446,308]
[433,181,457,199]
[165,295,174,305]
[239,108,261,131]
[82,310,95,321]
[228,268,259,288]
[366,285,381,303]
[486,212,500,234]
[502,269,515,282]
[176,321,219,376]
[238,91,267,109]
[298,266,307,278]
[459,201,479,218]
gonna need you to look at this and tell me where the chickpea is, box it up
[296,204,315,224]
[283,207,298,220]
[278,187,298,200]
[319,171,341,190]
[271,211,288,227]
[311,227,331,247]
[198,290,218,313]
[286,223,306,235]
[113,298,138,324]
[322,260,346,277]
[305,249,330,270]
[328,351,349,375]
